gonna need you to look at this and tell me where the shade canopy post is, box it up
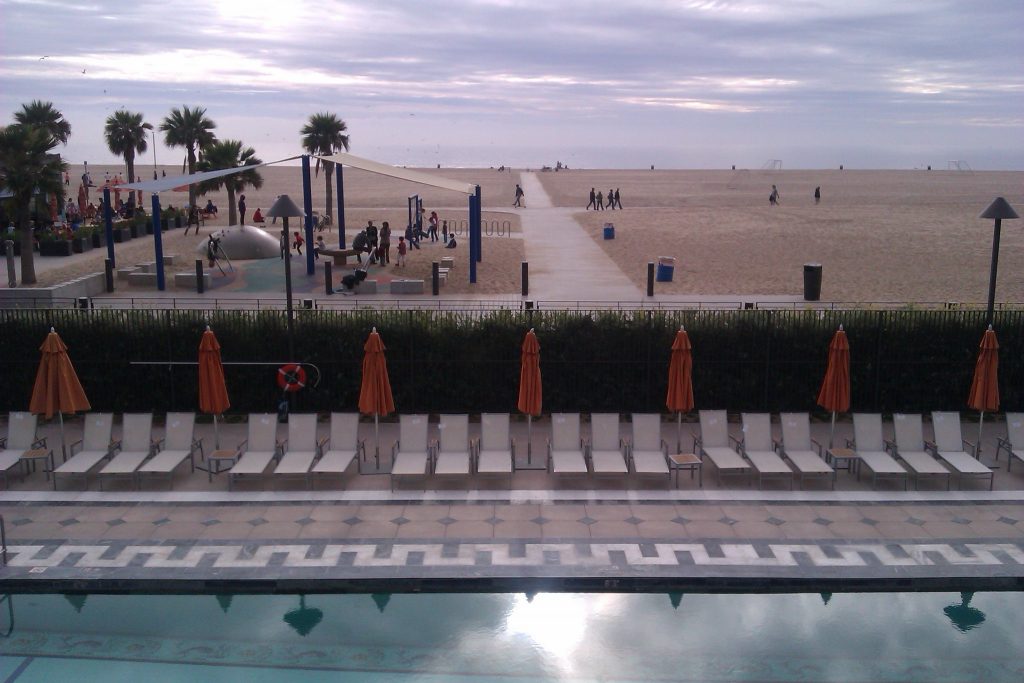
[336,164,346,248]
[103,187,115,266]
[469,193,478,284]
[151,193,165,290]
[301,155,315,275]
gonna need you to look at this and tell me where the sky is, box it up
[1,0,1022,170]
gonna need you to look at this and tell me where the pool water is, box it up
[0,591,1021,681]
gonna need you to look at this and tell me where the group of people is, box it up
[347,212,457,268]
[586,187,623,210]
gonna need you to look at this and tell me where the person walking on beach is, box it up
[379,221,392,264]
[614,188,622,209]
[596,190,604,210]
[814,186,821,204]
[586,188,596,210]
[607,187,616,210]
[769,185,779,206]
[513,184,525,208]
[238,194,247,223]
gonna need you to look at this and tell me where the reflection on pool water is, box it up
[0,591,1021,681]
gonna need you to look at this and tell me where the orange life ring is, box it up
[277,364,306,392]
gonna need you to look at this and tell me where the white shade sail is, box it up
[314,152,476,195]
[112,156,301,193]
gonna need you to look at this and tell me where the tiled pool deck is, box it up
[1,416,1022,592]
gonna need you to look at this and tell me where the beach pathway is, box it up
[516,173,642,301]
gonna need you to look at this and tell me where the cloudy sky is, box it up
[1,0,1022,169]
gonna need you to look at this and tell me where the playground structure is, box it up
[112,152,486,291]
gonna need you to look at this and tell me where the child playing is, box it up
[292,231,304,255]
[396,236,407,267]
[315,235,325,260]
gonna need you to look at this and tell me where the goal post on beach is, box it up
[761,159,783,170]
[947,160,973,172]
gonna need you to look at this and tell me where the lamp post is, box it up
[267,194,304,360]
[980,197,1019,326]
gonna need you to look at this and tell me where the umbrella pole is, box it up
[977,411,984,461]
[829,411,836,449]
[374,414,380,469]
[213,414,220,450]
[527,415,533,464]
[677,412,683,454]
[59,412,66,462]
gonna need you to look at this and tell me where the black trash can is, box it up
[803,263,822,301]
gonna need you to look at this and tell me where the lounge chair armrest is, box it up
[69,438,83,455]
[845,437,854,448]
[884,438,897,454]
[691,432,701,451]
[192,436,204,458]
[318,436,330,450]
[924,440,938,455]
[111,439,123,454]
[154,437,166,450]
[962,438,977,456]
[810,438,823,455]
[0,436,6,449]
[31,436,48,449]
[237,438,249,452]
[728,434,742,447]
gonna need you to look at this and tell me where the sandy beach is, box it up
[10,165,1023,302]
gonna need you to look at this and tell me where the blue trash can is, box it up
[603,223,615,239]
[655,256,676,282]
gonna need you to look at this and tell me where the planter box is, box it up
[91,231,107,249]
[112,228,132,243]
[40,240,73,257]
[72,237,94,254]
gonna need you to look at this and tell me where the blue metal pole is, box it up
[474,185,482,263]
[102,187,115,266]
[336,163,346,248]
[301,155,315,275]
[469,194,477,284]
[151,193,165,291]
[408,196,413,230]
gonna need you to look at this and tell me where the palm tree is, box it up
[14,100,71,145]
[197,140,262,226]
[300,112,349,221]
[159,105,216,208]
[104,110,152,183]
[0,124,66,285]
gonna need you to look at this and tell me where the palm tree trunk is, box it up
[324,163,334,219]
[17,212,36,285]
[227,187,237,226]
[187,146,197,209]
[125,151,136,184]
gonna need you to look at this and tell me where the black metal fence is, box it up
[1,308,1020,416]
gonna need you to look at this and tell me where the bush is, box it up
[0,309,1019,415]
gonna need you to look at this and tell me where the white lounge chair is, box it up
[434,414,471,479]
[696,410,750,485]
[890,413,951,490]
[740,413,792,489]
[138,412,202,489]
[589,413,627,476]
[778,413,834,489]
[996,413,1024,472]
[391,414,431,490]
[0,412,48,487]
[548,413,588,475]
[229,414,280,490]
[99,414,156,490]
[311,413,363,484]
[476,413,514,486]
[53,413,114,490]
[850,413,908,490]
[929,412,994,490]
[274,413,321,489]
[628,414,670,482]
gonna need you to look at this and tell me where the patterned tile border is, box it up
[2,539,1022,590]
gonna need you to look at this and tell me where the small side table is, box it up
[204,449,239,483]
[669,453,703,488]
[827,447,861,477]
[21,448,54,481]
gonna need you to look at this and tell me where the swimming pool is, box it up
[0,591,1020,681]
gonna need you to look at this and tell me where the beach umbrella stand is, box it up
[666,327,694,454]
[30,328,91,463]
[358,327,395,474]
[817,325,850,450]
[968,325,999,463]
[516,329,544,469]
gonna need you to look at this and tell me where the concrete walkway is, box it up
[516,173,642,301]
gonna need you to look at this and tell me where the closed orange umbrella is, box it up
[967,326,999,460]
[816,325,850,447]
[359,327,395,466]
[666,327,694,451]
[517,328,542,462]
[199,326,230,448]
[29,328,91,459]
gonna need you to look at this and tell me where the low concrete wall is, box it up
[0,272,106,308]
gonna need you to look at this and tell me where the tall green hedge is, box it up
[0,308,1020,416]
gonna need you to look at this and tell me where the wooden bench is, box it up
[319,248,362,266]
[173,271,211,290]
[127,271,158,287]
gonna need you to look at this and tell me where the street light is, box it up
[267,194,304,360]
[980,197,1019,326]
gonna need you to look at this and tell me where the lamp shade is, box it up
[267,194,304,219]
[979,197,1019,220]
